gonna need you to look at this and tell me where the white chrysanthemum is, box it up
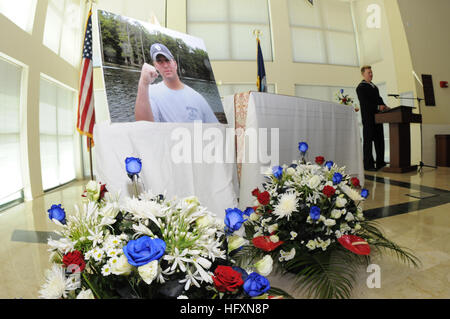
[39,264,78,299]
[340,184,364,201]
[290,231,298,240]
[122,197,164,226]
[279,248,296,262]
[92,248,105,262]
[100,202,120,219]
[101,264,112,276]
[104,235,122,248]
[47,238,75,255]
[273,193,297,220]
[106,248,121,258]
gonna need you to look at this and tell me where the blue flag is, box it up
[257,38,267,93]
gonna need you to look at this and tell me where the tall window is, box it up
[288,0,359,66]
[0,0,37,33]
[39,76,76,191]
[187,0,273,61]
[43,0,82,66]
[0,56,23,206]
[352,0,383,64]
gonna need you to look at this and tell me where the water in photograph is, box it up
[103,66,226,123]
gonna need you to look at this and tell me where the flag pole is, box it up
[88,138,94,180]
[89,1,94,182]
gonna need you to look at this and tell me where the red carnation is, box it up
[257,191,271,206]
[252,236,284,252]
[251,188,260,197]
[350,177,360,188]
[212,265,244,293]
[322,185,336,198]
[315,156,325,165]
[62,250,86,273]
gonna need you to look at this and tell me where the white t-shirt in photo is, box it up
[148,81,218,123]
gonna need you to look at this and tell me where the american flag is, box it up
[76,9,95,148]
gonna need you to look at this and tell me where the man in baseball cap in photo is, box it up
[134,42,218,123]
[150,43,174,61]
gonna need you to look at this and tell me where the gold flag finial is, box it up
[253,29,262,39]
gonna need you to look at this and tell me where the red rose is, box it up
[212,265,244,293]
[257,191,270,206]
[315,156,325,165]
[350,177,360,188]
[322,185,336,198]
[252,236,284,252]
[99,183,108,200]
[62,250,86,273]
[251,188,260,197]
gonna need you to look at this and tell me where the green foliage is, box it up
[98,10,214,81]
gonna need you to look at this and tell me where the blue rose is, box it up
[325,161,334,170]
[272,166,283,180]
[332,172,343,185]
[309,206,321,221]
[125,157,142,175]
[340,89,344,94]
[361,189,369,199]
[298,142,308,153]
[243,207,254,217]
[123,236,166,267]
[48,204,66,225]
[224,208,247,234]
[243,272,271,297]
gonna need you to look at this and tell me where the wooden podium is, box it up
[375,106,422,173]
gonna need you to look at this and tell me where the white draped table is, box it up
[94,121,239,219]
[223,92,364,209]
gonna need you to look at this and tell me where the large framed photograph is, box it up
[97,10,227,124]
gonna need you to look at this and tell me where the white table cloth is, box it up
[223,92,364,209]
[94,121,239,219]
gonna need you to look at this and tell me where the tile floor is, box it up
[1,167,449,299]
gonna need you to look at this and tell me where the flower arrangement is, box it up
[336,89,359,111]
[40,157,288,299]
[232,142,420,299]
